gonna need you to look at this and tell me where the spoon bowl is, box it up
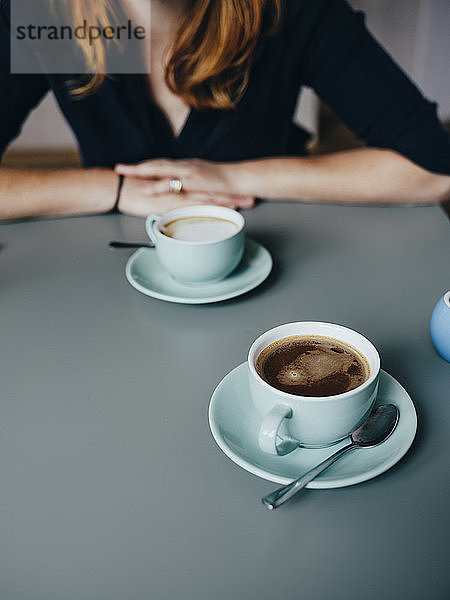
[352,404,399,447]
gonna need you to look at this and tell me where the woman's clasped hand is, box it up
[114,159,256,215]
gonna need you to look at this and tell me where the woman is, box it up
[0,0,449,221]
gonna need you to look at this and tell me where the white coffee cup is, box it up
[248,322,380,454]
[145,205,245,285]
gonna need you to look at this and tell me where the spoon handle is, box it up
[262,441,355,510]
[109,241,155,249]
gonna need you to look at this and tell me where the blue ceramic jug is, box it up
[430,291,450,362]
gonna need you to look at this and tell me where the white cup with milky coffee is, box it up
[145,205,245,285]
[248,322,380,455]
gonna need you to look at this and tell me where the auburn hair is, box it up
[57,0,282,109]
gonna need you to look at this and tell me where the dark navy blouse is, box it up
[1,0,450,175]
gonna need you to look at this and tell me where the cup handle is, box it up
[259,405,295,456]
[145,214,162,244]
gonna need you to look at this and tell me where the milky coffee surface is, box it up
[161,216,238,242]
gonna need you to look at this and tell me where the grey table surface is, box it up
[0,202,449,600]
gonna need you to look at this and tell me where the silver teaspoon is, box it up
[109,241,155,249]
[262,403,399,510]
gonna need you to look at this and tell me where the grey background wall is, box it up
[352,0,450,119]
[7,0,450,152]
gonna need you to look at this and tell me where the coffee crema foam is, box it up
[256,335,370,397]
[161,216,239,242]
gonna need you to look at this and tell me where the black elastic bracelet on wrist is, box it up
[112,175,124,213]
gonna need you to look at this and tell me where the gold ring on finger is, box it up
[169,178,183,194]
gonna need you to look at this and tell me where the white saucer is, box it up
[208,363,417,489]
[125,239,272,304]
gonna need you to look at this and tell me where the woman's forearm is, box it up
[228,148,450,205]
[0,167,118,221]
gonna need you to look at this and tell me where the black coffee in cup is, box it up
[256,335,369,397]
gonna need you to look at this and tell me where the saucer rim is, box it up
[125,238,272,304]
[208,363,417,489]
